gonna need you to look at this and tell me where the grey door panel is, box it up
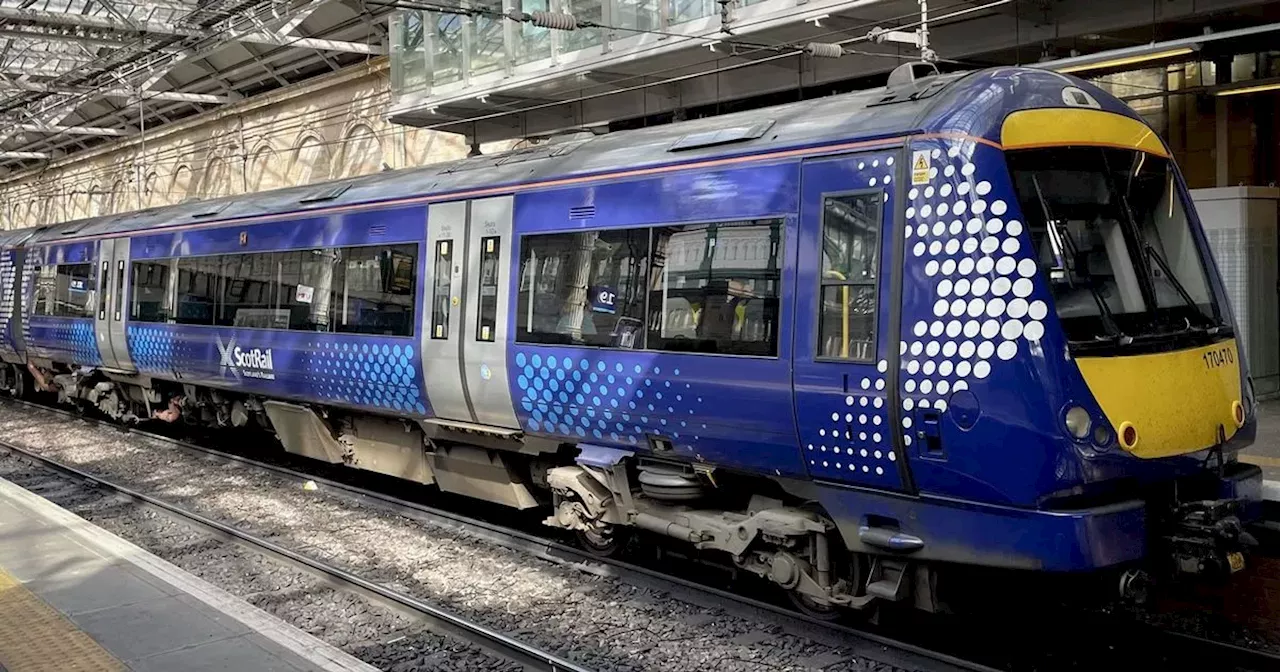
[462,196,518,429]
[422,201,472,421]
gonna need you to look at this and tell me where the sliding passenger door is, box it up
[421,197,520,429]
[94,238,136,372]
[792,151,907,491]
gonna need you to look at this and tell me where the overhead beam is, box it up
[0,6,199,37]
[0,6,383,54]
[232,31,387,55]
[12,123,130,137]
[0,77,231,104]
[0,151,48,160]
[0,62,77,78]
[0,27,182,52]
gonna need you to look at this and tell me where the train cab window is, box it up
[818,193,881,360]
[277,249,340,332]
[338,244,417,337]
[517,229,649,349]
[33,263,94,319]
[130,261,171,322]
[647,220,783,356]
[1008,147,1224,352]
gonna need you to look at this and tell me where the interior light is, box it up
[1056,47,1195,74]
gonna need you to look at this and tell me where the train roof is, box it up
[19,65,1135,246]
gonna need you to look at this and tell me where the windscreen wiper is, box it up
[1141,242,1231,334]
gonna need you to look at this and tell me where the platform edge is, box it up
[0,475,381,672]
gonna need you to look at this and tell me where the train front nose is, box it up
[1075,340,1246,460]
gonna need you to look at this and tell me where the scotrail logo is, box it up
[216,335,276,381]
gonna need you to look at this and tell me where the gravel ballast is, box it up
[0,403,907,672]
[0,456,520,672]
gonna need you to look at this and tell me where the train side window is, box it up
[277,248,340,332]
[130,261,171,322]
[430,239,452,339]
[33,263,92,318]
[516,229,649,349]
[174,256,220,326]
[338,244,417,337]
[218,252,283,329]
[57,263,94,318]
[476,236,500,342]
[647,220,784,357]
[818,193,881,361]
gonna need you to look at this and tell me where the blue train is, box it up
[0,63,1262,614]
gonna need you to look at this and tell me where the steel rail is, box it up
[0,396,998,672]
[0,433,594,672]
[10,397,1280,671]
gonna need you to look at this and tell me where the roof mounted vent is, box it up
[300,184,351,204]
[191,202,230,218]
[870,62,951,107]
[668,120,775,152]
[887,61,939,88]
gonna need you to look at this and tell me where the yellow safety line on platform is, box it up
[1240,453,1280,468]
[0,568,126,672]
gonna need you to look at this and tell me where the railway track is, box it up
[0,435,593,672]
[4,396,1280,671]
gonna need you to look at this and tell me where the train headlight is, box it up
[1232,400,1245,428]
[1064,406,1091,440]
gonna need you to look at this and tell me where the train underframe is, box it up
[1,360,1261,616]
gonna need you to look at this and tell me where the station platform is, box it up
[0,476,377,672]
[1241,399,1280,497]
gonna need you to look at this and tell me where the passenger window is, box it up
[338,244,417,337]
[174,256,221,325]
[516,229,649,348]
[476,236,500,342]
[277,249,340,332]
[818,193,881,360]
[430,239,452,339]
[33,263,94,318]
[130,261,171,322]
[218,253,282,328]
[647,220,784,356]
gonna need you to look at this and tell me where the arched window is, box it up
[289,135,330,186]
[86,183,103,218]
[170,165,193,203]
[107,179,125,213]
[334,124,382,178]
[201,155,232,198]
[247,145,281,192]
[143,172,158,208]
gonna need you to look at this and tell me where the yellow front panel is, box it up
[1001,108,1170,158]
[1076,340,1242,459]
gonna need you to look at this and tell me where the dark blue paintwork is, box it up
[0,66,1258,573]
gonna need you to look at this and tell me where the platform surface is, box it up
[0,475,378,672]
[1242,398,1280,487]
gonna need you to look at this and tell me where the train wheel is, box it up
[575,524,629,558]
[789,592,843,620]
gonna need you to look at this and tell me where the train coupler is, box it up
[1161,498,1257,580]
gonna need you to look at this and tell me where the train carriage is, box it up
[0,63,1261,614]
